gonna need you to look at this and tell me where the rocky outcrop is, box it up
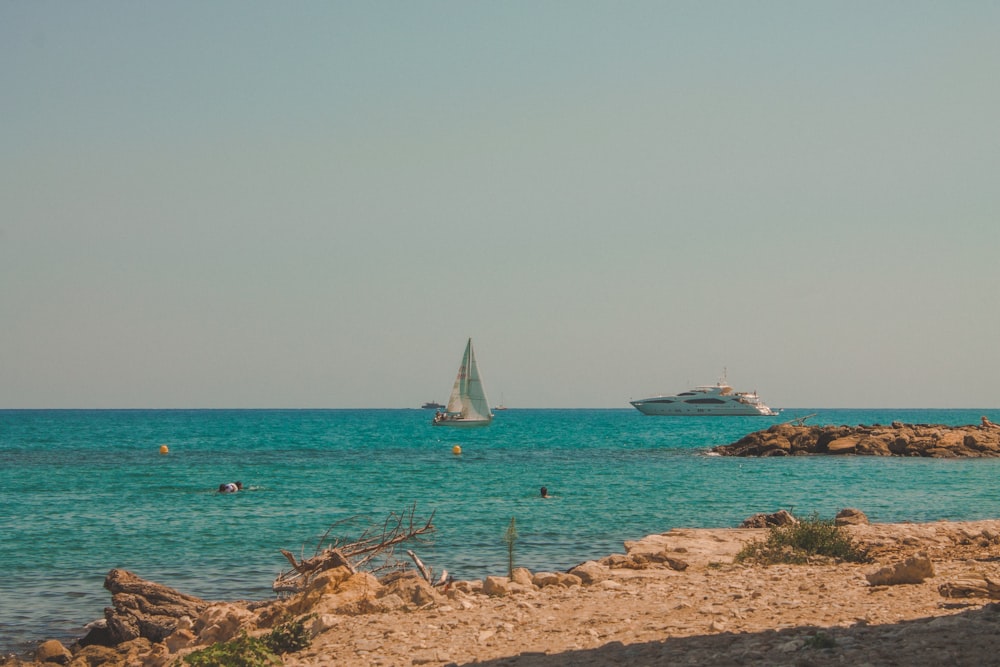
[101,569,214,645]
[713,421,1000,457]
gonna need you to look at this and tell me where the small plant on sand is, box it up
[262,614,314,654]
[181,615,314,667]
[504,516,518,578]
[735,513,869,565]
[182,632,279,667]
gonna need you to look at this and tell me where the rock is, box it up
[294,571,382,616]
[940,579,990,598]
[194,603,253,645]
[835,508,869,526]
[866,555,935,586]
[35,639,72,664]
[450,579,482,594]
[483,576,512,596]
[740,510,798,529]
[69,643,121,666]
[556,572,583,587]
[569,561,610,585]
[163,628,196,653]
[77,618,112,648]
[102,569,211,645]
[377,570,444,608]
[827,436,860,454]
[939,575,1000,599]
[510,567,534,587]
[308,613,343,636]
[531,571,581,588]
[600,554,634,568]
[371,593,406,612]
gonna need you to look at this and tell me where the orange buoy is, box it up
[452,445,462,456]
[159,444,169,455]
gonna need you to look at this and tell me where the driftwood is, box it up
[273,504,436,593]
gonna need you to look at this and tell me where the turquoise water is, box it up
[3,407,1000,655]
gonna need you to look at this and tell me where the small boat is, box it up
[432,338,493,427]
[630,371,778,416]
[494,393,508,411]
[421,401,445,410]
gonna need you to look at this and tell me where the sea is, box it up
[3,407,1000,656]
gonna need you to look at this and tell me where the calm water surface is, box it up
[3,407,1000,654]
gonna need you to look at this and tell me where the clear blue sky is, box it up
[3,2,998,409]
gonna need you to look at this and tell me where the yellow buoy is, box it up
[452,445,462,456]
[159,444,169,455]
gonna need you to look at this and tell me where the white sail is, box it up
[462,339,492,421]
[435,338,493,427]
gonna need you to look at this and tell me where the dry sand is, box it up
[284,519,1000,667]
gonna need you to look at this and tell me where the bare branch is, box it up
[273,504,437,594]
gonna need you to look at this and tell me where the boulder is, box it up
[193,603,253,645]
[68,644,121,665]
[482,576,512,596]
[77,619,112,648]
[835,508,869,526]
[102,569,211,645]
[939,575,1000,599]
[377,571,444,608]
[826,436,859,454]
[449,579,482,595]
[532,571,582,588]
[866,554,935,586]
[510,567,534,587]
[568,560,609,585]
[35,639,72,664]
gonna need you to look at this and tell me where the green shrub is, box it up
[262,614,314,654]
[181,615,314,667]
[735,513,869,565]
[182,632,280,667]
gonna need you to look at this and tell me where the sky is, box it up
[2,2,999,409]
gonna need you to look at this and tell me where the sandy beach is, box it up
[277,517,1000,666]
[17,514,1000,667]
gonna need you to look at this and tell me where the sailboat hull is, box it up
[432,417,492,428]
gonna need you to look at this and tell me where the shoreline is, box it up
[9,514,1000,666]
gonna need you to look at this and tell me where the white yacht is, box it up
[630,373,778,416]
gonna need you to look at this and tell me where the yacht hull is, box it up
[630,399,774,416]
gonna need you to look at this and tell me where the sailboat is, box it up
[432,338,493,427]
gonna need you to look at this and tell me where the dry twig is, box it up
[273,503,436,593]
